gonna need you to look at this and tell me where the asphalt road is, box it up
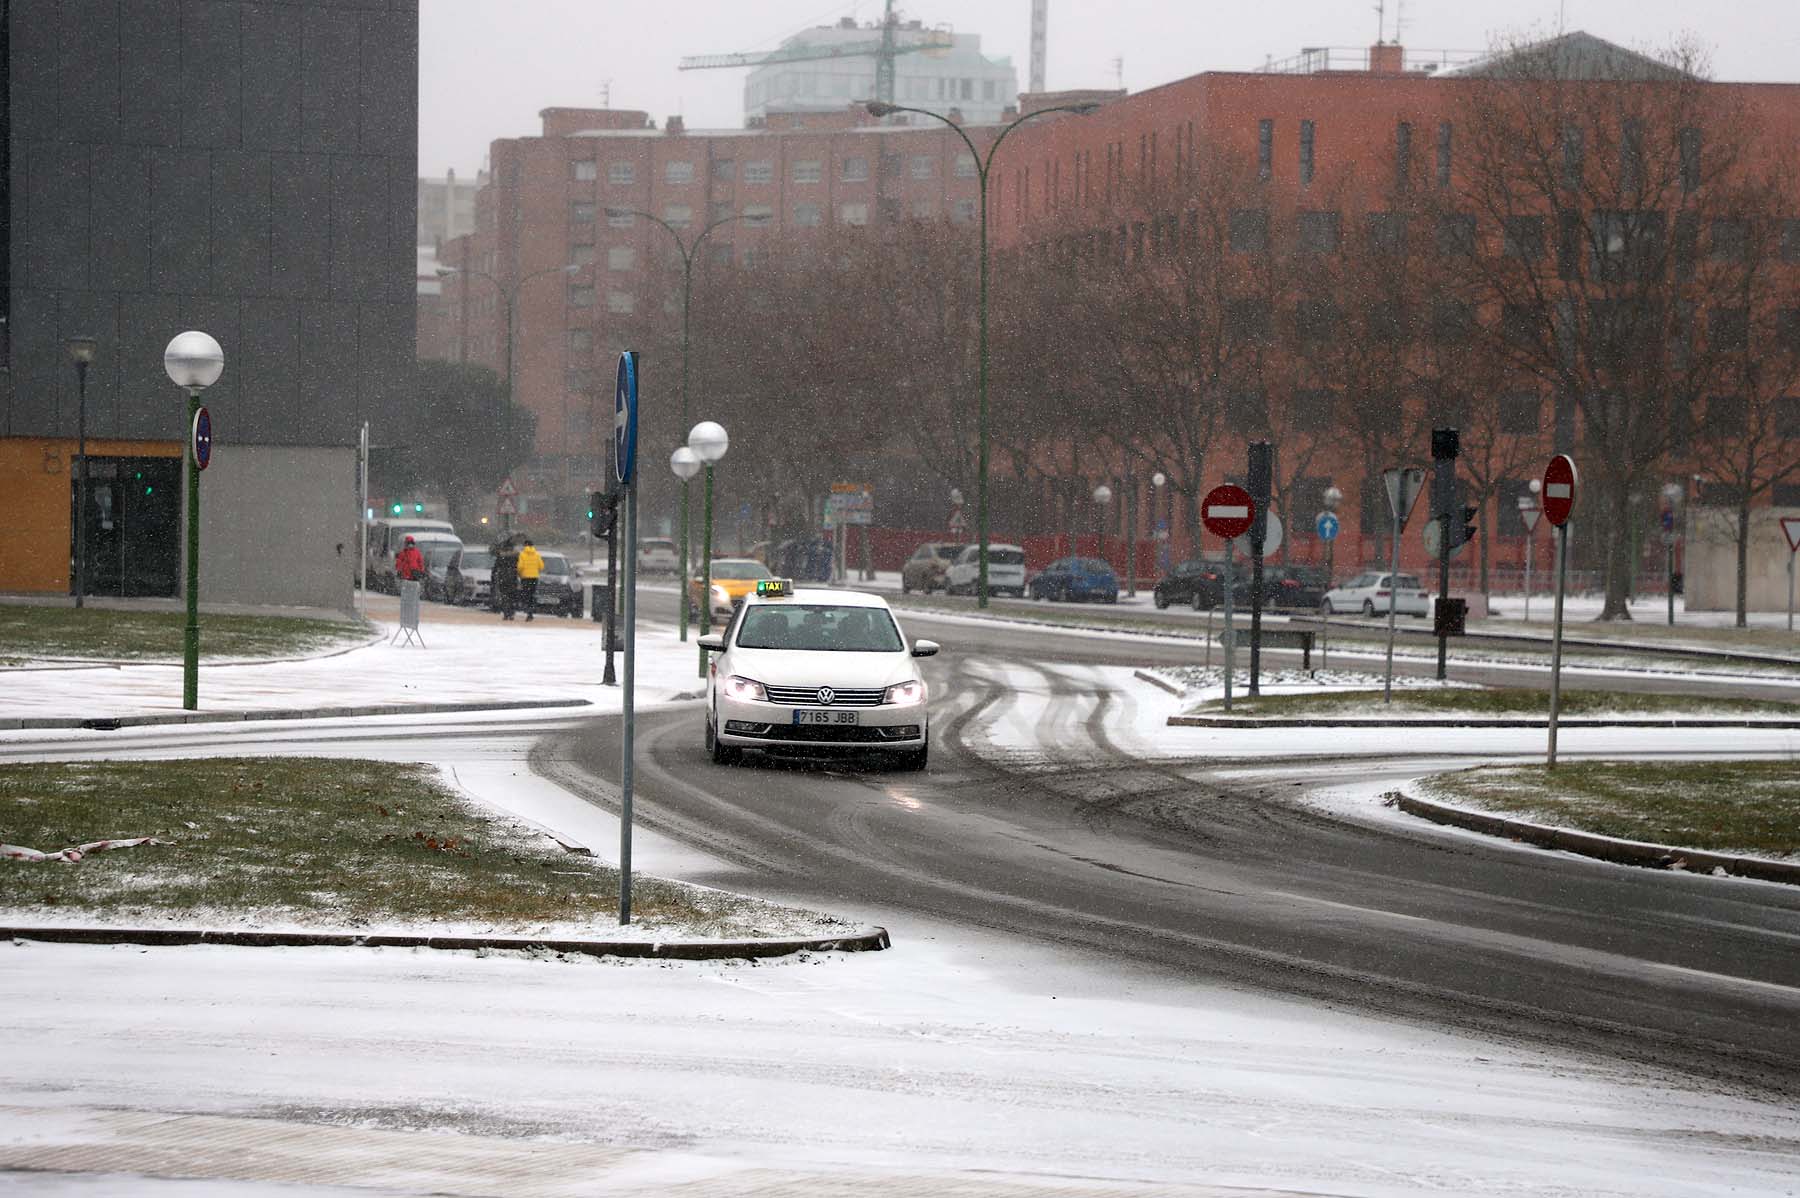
[544,596,1800,1097]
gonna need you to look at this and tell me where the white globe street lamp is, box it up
[1092,485,1112,563]
[688,422,729,655]
[671,446,702,642]
[164,330,224,711]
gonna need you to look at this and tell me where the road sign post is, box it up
[1518,497,1540,623]
[1316,510,1340,671]
[613,351,640,924]
[1202,484,1255,712]
[1381,467,1425,704]
[1246,442,1273,697]
[1542,455,1578,769]
[1782,517,1800,632]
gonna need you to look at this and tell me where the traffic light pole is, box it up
[182,390,202,710]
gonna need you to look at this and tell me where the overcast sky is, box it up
[420,0,1799,177]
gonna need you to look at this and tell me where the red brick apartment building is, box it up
[438,34,1800,602]
[435,105,993,528]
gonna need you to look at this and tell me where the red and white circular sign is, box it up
[1541,455,1578,527]
[1201,483,1255,540]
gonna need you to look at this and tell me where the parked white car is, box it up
[637,537,679,573]
[944,543,1026,599]
[1321,571,1431,617]
[699,583,937,769]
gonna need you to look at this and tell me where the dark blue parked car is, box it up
[1028,557,1120,603]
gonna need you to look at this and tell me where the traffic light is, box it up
[413,502,424,513]
[390,502,403,516]
[1431,427,1460,460]
[1448,504,1479,551]
[589,490,610,539]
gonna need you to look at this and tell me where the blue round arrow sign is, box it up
[613,351,638,486]
[191,406,213,472]
[1315,511,1339,541]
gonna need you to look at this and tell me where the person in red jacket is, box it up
[394,536,426,586]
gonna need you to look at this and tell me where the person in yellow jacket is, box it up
[515,538,545,621]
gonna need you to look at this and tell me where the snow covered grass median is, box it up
[1419,761,1800,859]
[0,757,852,941]
[1183,684,1800,720]
[0,605,370,665]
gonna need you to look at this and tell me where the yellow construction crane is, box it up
[678,0,952,107]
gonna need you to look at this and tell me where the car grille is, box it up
[746,724,915,744]
[762,684,886,708]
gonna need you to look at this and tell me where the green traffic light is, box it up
[390,503,402,515]
[144,486,154,495]
[413,503,424,513]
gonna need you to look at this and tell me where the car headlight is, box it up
[882,679,926,707]
[711,585,729,604]
[724,675,766,702]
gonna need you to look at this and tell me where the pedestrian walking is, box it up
[393,536,426,584]
[516,538,545,622]
[492,537,520,621]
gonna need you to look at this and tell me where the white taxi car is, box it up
[697,581,937,769]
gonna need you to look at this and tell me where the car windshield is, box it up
[935,545,962,560]
[712,560,772,581]
[988,548,1025,566]
[539,555,569,575]
[425,546,458,567]
[1395,575,1424,589]
[735,604,905,652]
[643,540,674,552]
[1077,558,1110,572]
[461,550,493,569]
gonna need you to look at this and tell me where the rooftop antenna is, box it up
[1395,0,1407,44]
[598,79,612,108]
[1112,55,1123,89]
[1374,0,1386,44]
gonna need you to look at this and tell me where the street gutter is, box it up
[3,698,592,731]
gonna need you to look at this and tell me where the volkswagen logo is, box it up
[816,687,835,705]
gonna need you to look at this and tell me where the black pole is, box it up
[1431,428,1460,682]
[603,489,619,686]
[73,360,88,608]
[1246,441,1273,696]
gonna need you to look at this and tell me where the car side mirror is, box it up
[698,634,726,652]
[911,639,939,658]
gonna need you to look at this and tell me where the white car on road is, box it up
[699,582,937,769]
[1322,571,1431,617]
[944,543,1026,598]
[637,537,679,573]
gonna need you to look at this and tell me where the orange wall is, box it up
[0,437,180,593]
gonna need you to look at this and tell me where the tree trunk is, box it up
[1598,483,1635,620]
[1735,499,1751,628]
[1478,501,1491,599]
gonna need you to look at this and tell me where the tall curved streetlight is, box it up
[1092,484,1112,564]
[65,336,98,608]
[1151,471,1168,577]
[164,331,224,711]
[688,421,729,673]
[437,261,580,531]
[604,207,745,615]
[670,445,702,641]
[867,97,1100,607]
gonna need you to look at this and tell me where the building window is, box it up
[570,201,596,224]
[570,243,596,266]
[1366,212,1407,255]
[712,157,735,182]
[1502,303,1545,347]
[1364,304,1407,343]
[911,199,935,220]
[1710,307,1749,353]
[744,160,774,184]
[1559,126,1584,190]
[606,209,635,228]
[1703,394,1746,436]
[1776,396,1800,439]
[1293,300,1339,344]
[793,159,822,183]
[1679,127,1702,193]
[1500,392,1540,434]
[664,161,695,184]
[1292,391,1335,432]
[571,159,597,182]
[1299,119,1315,186]
[1710,218,1748,261]
[910,155,935,180]
[1225,299,1272,343]
[1257,119,1273,181]
[1780,219,1800,262]
[1503,215,1544,260]
[840,156,869,182]
[1429,301,1474,343]
[1395,121,1412,189]
[1231,389,1270,435]
[606,246,635,271]
[839,202,870,227]
[1436,122,1452,187]
[1228,209,1268,254]
[607,161,635,185]
[793,202,821,227]
[663,204,692,229]
[1621,118,1644,194]
[1437,214,1476,256]
[954,153,977,179]
[568,285,596,308]
[568,329,593,354]
[607,291,635,314]
[742,203,773,226]
[952,199,976,223]
[1297,210,1339,253]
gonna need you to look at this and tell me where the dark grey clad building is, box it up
[2,0,418,610]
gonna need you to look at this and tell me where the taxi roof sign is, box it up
[755,578,793,598]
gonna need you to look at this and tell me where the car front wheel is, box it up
[1362,599,1376,617]
[1322,600,1335,615]
[706,711,741,765]
[1153,589,1169,610]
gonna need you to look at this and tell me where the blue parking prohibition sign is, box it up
[1315,512,1339,541]
[191,406,213,471]
[613,351,638,486]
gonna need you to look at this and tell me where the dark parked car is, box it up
[1253,565,1330,610]
[1151,558,1230,610]
[1029,557,1120,603]
[447,547,493,606]
[421,543,460,603]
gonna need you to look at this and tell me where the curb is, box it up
[1,923,892,960]
[1391,791,1800,886]
[0,629,388,674]
[1166,714,1800,729]
[1295,615,1800,670]
[1132,669,1185,697]
[1,698,593,732]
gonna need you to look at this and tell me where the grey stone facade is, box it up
[4,0,419,451]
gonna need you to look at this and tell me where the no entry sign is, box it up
[1201,484,1254,540]
[1541,455,1578,527]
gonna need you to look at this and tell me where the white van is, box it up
[366,518,456,593]
[944,543,1026,599]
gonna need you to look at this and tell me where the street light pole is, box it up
[867,98,1099,609]
[688,421,729,676]
[65,336,97,608]
[164,331,224,712]
[671,446,701,640]
[1092,484,1112,566]
[1320,485,1342,670]
[437,261,579,533]
[1661,481,1684,627]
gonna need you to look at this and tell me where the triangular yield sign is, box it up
[1782,516,1800,553]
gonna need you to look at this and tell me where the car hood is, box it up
[462,567,492,581]
[726,648,917,690]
